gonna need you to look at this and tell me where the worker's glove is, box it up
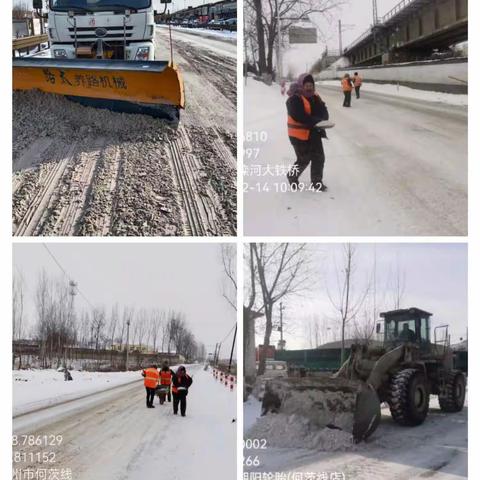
[313,127,328,139]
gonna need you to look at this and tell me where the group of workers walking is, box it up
[341,72,363,107]
[142,362,193,417]
[284,71,363,190]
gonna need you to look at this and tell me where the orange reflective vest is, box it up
[143,368,159,389]
[353,75,362,87]
[287,95,312,141]
[160,370,172,385]
[342,78,353,92]
[172,374,192,394]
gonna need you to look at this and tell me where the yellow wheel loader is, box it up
[13,0,184,121]
[262,308,466,442]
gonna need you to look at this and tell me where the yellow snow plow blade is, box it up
[13,57,184,120]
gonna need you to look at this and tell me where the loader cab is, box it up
[379,308,432,349]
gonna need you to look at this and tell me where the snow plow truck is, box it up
[13,0,184,120]
[262,308,466,442]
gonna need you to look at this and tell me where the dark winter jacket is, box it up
[172,373,193,394]
[286,94,329,143]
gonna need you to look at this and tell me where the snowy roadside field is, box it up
[319,80,468,106]
[244,394,467,479]
[13,369,142,416]
[13,363,195,416]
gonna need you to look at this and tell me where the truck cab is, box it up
[46,0,158,60]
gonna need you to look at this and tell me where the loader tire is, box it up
[438,371,466,413]
[388,368,430,426]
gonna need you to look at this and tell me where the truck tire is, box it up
[439,371,466,413]
[388,368,430,426]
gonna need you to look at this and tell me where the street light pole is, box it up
[228,325,237,373]
[338,19,342,54]
[125,319,130,372]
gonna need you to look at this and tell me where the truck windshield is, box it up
[49,0,151,11]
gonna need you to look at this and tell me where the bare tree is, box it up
[252,243,311,376]
[246,0,346,76]
[150,309,163,353]
[12,4,30,20]
[221,244,237,311]
[327,244,370,364]
[117,306,134,349]
[244,245,264,384]
[390,253,406,310]
[78,310,90,347]
[13,271,26,341]
[35,269,51,367]
[107,304,119,349]
[91,307,106,351]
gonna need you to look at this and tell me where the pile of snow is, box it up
[246,412,354,451]
[13,369,141,416]
[319,80,468,106]
[244,395,262,433]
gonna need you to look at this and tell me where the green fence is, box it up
[275,348,348,372]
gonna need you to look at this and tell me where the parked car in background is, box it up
[224,17,237,31]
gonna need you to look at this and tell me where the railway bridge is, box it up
[344,0,468,66]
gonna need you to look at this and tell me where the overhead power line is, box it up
[219,322,237,344]
[42,244,95,310]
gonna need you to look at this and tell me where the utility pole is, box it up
[338,19,343,54]
[228,325,237,373]
[213,342,221,366]
[277,303,286,350]
[372,0,379,25]
[338,20,355,56]
[65,280,77,368]
[125,319,130,371]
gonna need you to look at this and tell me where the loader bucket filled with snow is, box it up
[13,57,185,121]
[262,376,381,443]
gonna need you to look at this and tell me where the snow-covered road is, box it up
[13,366,236,480]
[244,396,467,480]
[243,79,467,236]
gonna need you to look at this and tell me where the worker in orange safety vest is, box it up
[341,73,353,107]
[158,361,175,404]
[353,72,363,99]
[142,364,159,408]
[286,73,330,192]
[172,365,193,417]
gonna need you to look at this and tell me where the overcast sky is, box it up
[13,243,236,356]
[317,0,405,50]
[252,243,468,349]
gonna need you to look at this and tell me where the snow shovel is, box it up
[315,120,335,129]
[262,376,381,443]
